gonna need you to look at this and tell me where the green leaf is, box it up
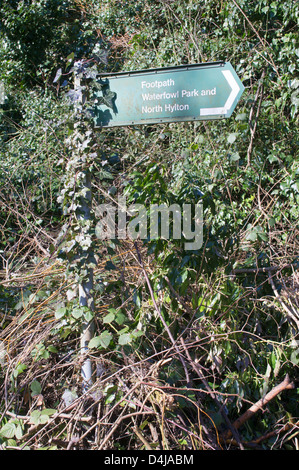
[6,439,17,447]
[267,154,279,163]
[15,424,23,440]
[29,409,53,425]
[105,392,116,404]
[41,409,56,417]
[181,268,188,283]
[30,380,42,397]
[230,152,240,161]
[118,333,132,345]
[66,52,74,67]
[53,68,62,84]
[115,311,126,325]
[257,231,268,242]
[0,422,16,439]
[40,414,50,424]
[66,289,76,301]
[269,351,276,370]
[12,363,28,379]
[88,331,112,349]
[105,261,117,270]
[88,336,102,349]
[227,133,238,144]
[55,307,67,319]
[133,291,141,308]
[98,330,113,348]
[245,228,258,241]
[71,307,84,319]
[102,89,116,109]
[235,113,247,121]
[84,310,94,322]
[103,312,115,324]
[29,410,42,425]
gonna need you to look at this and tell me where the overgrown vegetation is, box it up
[0,0,298,450]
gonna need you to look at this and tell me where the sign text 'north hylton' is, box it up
[94,62,245,127]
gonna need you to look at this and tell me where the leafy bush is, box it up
[0,0,298,451]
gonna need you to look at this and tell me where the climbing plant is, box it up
[54,55,117,390]
[0,0,298,451]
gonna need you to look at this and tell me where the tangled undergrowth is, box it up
[0,230,298,450]
[1,0,298,452]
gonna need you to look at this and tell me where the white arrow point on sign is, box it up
[222,69,240,112]
[200,69,240,117]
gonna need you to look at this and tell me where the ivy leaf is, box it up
[235,113,247,121]
[93,48,109,65]
[53,68,62,84]
[105,261,117,271]
[85,69,98,80]
[66,52,75,69]
[55,307,67,319]
[103,90,116,108]
[227,133,238,144]
[66,89,82,103]
[71,307,84,319]
[66,289,76,301]
[97,90,116,109]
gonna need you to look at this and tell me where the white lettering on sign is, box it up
[140,77,218,116]
[182,89,199,97]
[142,105,163,114]
[181,88,216,97]
[165,103,189,112]
[141,79,175,89]
[142,90,179,101]
[201,87,216,96]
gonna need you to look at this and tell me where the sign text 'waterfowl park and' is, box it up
[94,62,245,128]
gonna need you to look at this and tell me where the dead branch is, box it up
[246,70,265,168]
[268,273,299,329]
[133,426,153,450]
[223,374,295,440]
[179,337,245,450]
[232,264,293,274]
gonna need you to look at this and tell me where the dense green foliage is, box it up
[0,0,298,451]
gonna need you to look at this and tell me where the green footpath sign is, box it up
[93,62,244,128]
